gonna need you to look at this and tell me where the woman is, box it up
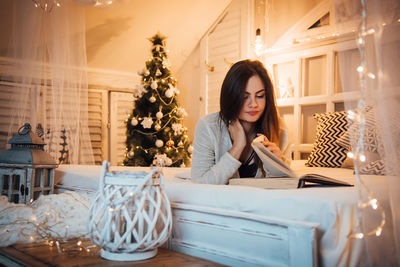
[191,59,290,184]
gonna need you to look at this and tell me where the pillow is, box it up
[306,111,348,167]
[336,107,385,175]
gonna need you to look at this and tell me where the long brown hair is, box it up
[219,59,280,143]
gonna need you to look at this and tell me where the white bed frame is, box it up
[168,203,319,266]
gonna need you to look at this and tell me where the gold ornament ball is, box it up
[127,151,135,158]
[166,139,175,147]
[154,123,161,131]
[149,96,156,103]
[188,145,194,153]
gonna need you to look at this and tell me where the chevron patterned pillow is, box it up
[336,107,385,175]
[306,111,348,167]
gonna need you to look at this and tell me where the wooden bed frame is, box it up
[168,203,319,266]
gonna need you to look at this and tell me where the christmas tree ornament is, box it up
[188,145,194,154]
[166,138,174,147]
[178,141,184,147]
[154,123,161,131]
[176,108,187,117]
[135,84,147,97]
[141,117,153,129]
[127,151,135,159]
[165,157,172,166]
[165,89,173,98]
[155,68,162,77]
[151,81,158,89]
[154,44,162,52]
[172,123,183,136]
[144,70,150,76]
[168,83,175,91]
[149,96,156,103]
[155,139,164,148]
[131,118,138,126]
[156,111,163,119]
[162,59,170,69]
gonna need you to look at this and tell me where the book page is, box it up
[251,136,298,178]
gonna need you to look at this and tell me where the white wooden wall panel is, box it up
[203,0,247,115]
[109,92,135,166]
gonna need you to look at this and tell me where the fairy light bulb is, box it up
[359,154,366,162]
[376,227,382,236]
[347,110,356,120]
[347,152,354,158]
[254,28,264,57]
[370,199,378,210]
[357,66,364,73]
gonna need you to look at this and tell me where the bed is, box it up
[52,160,394,267]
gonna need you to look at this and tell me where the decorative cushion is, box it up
[336,106,385,175]
[306,111,348,167]
[360,159,385,175]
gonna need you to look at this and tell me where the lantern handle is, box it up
[98,161,159,206]
[18,123,31,135]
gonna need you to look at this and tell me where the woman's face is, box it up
[238,75,266,123]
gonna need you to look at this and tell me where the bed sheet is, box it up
[54,161,393,267]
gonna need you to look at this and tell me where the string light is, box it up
[31,0,61,12]
[254,28,264,57]
[347,0,385,240]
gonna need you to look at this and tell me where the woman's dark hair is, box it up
[219,59,280,143]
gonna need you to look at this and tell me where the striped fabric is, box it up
[306,111,348,167]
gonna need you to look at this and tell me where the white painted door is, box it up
[200,0,251,116]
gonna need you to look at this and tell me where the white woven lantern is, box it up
[87,161,172,261]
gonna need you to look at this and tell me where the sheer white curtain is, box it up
[6,0,94,164]
[335,0,400,265]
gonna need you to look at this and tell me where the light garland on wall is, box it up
[260,17,400,56]
[347,0,385,240]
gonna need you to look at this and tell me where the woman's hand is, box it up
[257,134,283,159]
[228,120,246,160]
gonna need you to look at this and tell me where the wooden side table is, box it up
[0,239,223,267]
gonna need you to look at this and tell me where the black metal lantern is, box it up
[0,123,58,204]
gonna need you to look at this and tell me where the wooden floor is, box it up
[0,239,223,267]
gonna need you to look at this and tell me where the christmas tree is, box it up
[124,33,193,167]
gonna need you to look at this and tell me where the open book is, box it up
[228,136,353,189]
